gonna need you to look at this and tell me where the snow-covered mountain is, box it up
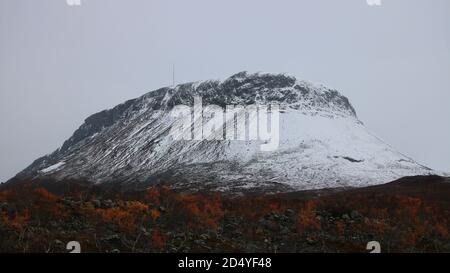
[12,72,435,192]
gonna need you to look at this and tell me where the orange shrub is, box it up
[335,220,345,236]
[296,200,320,233]
[149,208,160,220]
[151,229,166,249]
[434,223,449,238]
[33,188,59,203]
[127,201,148,212]
[175,194,223,229]
[146,188,161,206]
[0,190,12,202]
[97,208,136,232]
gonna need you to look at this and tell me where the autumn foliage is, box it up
[0,180,449,253]
[296,200,321,233]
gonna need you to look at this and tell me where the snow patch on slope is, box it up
[40,162,65,174]
[14,72,437,192]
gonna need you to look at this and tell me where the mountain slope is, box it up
[12,72,435,192]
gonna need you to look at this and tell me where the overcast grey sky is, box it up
[0,0,449,182]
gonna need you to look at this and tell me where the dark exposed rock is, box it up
[351,210,363,220]
[11,71,359,187]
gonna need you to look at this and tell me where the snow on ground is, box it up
[40,162,65,174]
[19,72,438,192]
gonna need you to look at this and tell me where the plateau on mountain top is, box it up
[10,72,437,193]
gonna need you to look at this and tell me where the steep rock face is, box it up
[13,72,434,192]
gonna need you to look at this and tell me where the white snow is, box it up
[28,72,438,192]
[40,162,65,174]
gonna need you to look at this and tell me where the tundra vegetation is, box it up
[0,176,449,253]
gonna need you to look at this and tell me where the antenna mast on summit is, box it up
[172,64,175,87]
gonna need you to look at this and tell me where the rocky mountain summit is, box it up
[11,72,434,192]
